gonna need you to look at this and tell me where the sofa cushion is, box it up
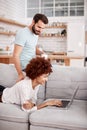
[69,67,87,82]
[37,85,46,105]
[69,67,87,100]
[46,65,87,100]
[46,65,72,99]
[71,82,87,100]
[29,100,87,130]
[0,120,28,130]
[0,103,28,123]
[30,125,62,130]
[0,63,18,87]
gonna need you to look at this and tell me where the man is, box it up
[13,13,48,82]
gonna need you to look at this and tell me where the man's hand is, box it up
[36,46,44,55]
[16,73,25,82]
[41,53,48,59]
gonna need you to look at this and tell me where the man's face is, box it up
[32,20,46,35]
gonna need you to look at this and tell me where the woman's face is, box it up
[36,73,49,85]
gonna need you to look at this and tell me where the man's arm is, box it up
[36,46,44,55]
[13,44,25,82]
[36,46,48,59]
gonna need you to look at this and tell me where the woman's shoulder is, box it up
[15,77,30,85]
[14,77,31,90]
[21,76,30,83]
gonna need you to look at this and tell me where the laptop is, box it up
[47,85,79,110]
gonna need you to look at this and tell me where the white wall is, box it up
[0,0,25,21]
[0,22,23,53]
[67,20,85,67]
[0,0,26,53]
[85,0,87,31]
[67,21,85,56]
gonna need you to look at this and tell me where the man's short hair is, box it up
[33,13,48,24]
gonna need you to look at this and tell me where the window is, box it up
[26,0,84,17]
[55,0,68,16]
[70,0,84,16]
[41,0,54,17]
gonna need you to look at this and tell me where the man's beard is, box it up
[32,25,40,35]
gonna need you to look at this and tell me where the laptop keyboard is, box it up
[61,100,70,108]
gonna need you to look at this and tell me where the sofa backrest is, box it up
[46,65,87,100]
[1,64,87,104]
[0,63,18,87]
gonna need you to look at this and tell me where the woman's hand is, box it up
[47,99,62,107]
[23,100,35,110]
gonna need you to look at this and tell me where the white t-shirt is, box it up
[2,77,39,112]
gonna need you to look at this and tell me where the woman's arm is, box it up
[22,100,35,110]
[22,99,62,112]
[37,99,62,110]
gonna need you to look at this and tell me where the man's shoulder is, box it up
[17,27,28,34]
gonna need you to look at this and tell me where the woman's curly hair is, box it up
[25,57,52,80]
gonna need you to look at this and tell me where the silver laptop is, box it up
[47,85,79,110]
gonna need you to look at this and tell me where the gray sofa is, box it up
[0,63,87,130]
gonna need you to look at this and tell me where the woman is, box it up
[0,57,62,112]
